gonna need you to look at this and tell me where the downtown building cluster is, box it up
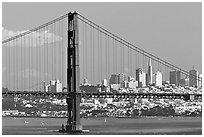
[81,58,202,94]
[43,80,63,92]
[35,58,201,93]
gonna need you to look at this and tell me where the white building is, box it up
[127,77,138,89]
[50,80,55,85]
[110,84,121,90]
[141,71,146,87]
[101,79,108,87]
[44,80,63,92]
[56,80,62,92]
[198,74,202,87]
[127,81,138,89]
[155,71,162,87]
[136,68,146,88]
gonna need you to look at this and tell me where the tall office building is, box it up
[101,79,108,87]
[50,80,55,85]
[45,80,63,92]
[169,71,181,86]
[180,78,189,87]
[155,71,162,87]
[55,80,62,92]
[152,73,156,85]
[198,74,202,87]
[141,72,146,87]
[43,81,46,92]
[118,73,126,84]
[189,67,199,87]
[109,74,119,84]
[147,58,153,85]
[136,68,146,87]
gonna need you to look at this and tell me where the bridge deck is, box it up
[2,91,202,100]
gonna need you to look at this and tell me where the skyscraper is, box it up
[101,79,108,87]
[180,78,189,87]
[169,71,181,86]
[189,67,199,87]
[118,73,126,84]
[198,74,202,87]
[46,80,63,92]
[155,71,162,87]
[109,74,119,84]
[136,68,146,87]
[147,58,153,85]
[56,80,63,92]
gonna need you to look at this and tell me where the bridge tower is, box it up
[64,11,82,132]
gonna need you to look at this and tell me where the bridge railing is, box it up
[2,91,202,101]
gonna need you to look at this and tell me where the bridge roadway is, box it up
[2,91,202,101]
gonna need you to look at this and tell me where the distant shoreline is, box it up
[2,115,202,119]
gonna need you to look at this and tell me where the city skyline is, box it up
[2,2,202,90]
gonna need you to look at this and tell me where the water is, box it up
[2,117,202,135]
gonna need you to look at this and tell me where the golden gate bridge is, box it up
[2,11,202,133]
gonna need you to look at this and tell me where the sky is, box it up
[2,2,202,88]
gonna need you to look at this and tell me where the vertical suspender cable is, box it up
[144,53,146,72]
[13,39,16,91]
[35,31,38,91]
[115,39,117,75]
[59,20,61,84]
[105,34,107,80]
[142,51,144,72]
[90,24,92,84]
[98,25,100,83]
[32,31,34,91]
[93,25,95,85]
[100,29,102,81]
[37,30,39,91]
[113,37,114,74]
[120,39,122,74]
[21,36,22,90]
[122,39,124,74]
[32,32,34,91]
[23,36,25,91]
[44,26,46,88]
[134,48,136,76]
[47,26,49,85]
[9,41,10,90]
[39,29,41,91]
[165,65,167,81]
[130,46,132,76]
[85,19,87,80]
[62,19,64,87]
[128,43,130,76]
[54,22,56,81]
[51,24,54,80]
[107,35,109,79]
[107,36,109,79]
[82,17,85,81]
[28,34,30,91]
[5,43,7,89]
[33,31,39,91]
[16,38,18,90]
[138,49,139,72]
